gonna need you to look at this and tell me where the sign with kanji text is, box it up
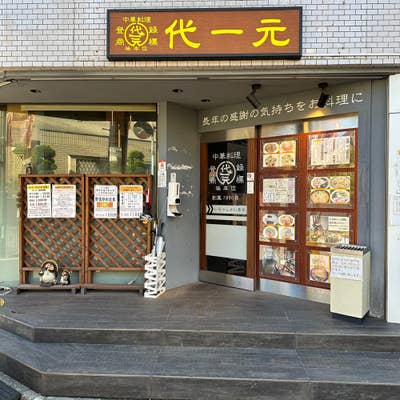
[119,185,143,219]
[94,185,118,219]
[27,184,52,219]
[107,8,302,60]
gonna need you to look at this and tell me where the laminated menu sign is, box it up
[52,185,76,218]
[310,136,351,166]
[331,254,362,281]
[27,184,52,219]
[328,216,350,232]
[94,185,118,219]
[119,185,143,219]
[263,178,295,204]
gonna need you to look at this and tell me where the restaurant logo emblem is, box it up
[115,16,158,52]
[216,161,236,185]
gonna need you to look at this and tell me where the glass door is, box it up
[200,138,256,290]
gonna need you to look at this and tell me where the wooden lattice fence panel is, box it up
[19,174,85,285]
[85,175,152,286]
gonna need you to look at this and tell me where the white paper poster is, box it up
[94,185,118,219]
[27,184,52,218]
[119,185,143,219]
[311,136,351,166]
[328,216,350,232]
[158,160,167,188]
[263,178,296,204]
[52,185,76,218]
[331,255,363,281]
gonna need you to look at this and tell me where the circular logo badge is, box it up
[216,161,236,185]
[124,22,149,48]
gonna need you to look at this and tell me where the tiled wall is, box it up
[0,0,399,69]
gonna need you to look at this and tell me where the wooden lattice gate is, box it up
[18,174,152,293]
[18,174,85,292]
[83,174,152,292]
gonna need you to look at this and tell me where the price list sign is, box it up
[119,185,143,219]
[27,184,52,218]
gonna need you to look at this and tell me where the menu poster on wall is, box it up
[331,254,363,281]
[310,136,351,167]
[260,245,296,278]
[328,216,350,232]
[52,185,76,218]
[27,184,52,219]
[260,211,296,242]
[94,185,118,219]
[119,185,143,219]
[263,178,296,204]
[309,253,330,283]
[308,214,350,246]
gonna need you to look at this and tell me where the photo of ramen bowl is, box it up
[279,226,295,240]
[278,214,295,226]
[330,176,351,189]
[311,176,330,189]
[263,142,279,153]
[310,190,330,204]
[262,213,278,225]
[263,226,278,239]
[330,189,350,204]
[280,140,296,153]
[310,267,329,282]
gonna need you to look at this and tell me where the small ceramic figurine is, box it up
[59,269,71,285]
[39,260,58,286]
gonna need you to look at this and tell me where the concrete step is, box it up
[2,310,400,353]
[0,380,20,400]
[1,328,400,400]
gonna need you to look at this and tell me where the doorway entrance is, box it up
[200,128,256,291]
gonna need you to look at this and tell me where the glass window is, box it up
[0,108,157,285]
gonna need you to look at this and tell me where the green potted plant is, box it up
[31,145,57,174]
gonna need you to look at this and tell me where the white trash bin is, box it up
[330,245,371,320]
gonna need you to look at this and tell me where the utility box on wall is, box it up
[330,245,371,319]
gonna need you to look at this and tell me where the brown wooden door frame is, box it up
[200,138,256,284]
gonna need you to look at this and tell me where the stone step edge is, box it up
[2,353,400,400]
[1,313,400,352]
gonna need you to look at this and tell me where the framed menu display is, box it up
[257,127,357,289]
[308,173,354,208]
[308,130,355,169]
[309,251,331,284]
[261,176,296,206]
[261,138,297,169]
[259,210,296,243]
[307,212,351,247]
[259,245,297,280]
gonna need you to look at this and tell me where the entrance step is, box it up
[0,380,20,400]
[1,328,400,400]
[2,310,400,352]
[2,284,400,352]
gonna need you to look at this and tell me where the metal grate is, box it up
[76,158,107,174]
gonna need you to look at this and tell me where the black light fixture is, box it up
[317,82,329,108]
[246,83,262,109]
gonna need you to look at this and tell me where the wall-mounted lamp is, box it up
[246,84,262,109]
[317,82,329,108]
